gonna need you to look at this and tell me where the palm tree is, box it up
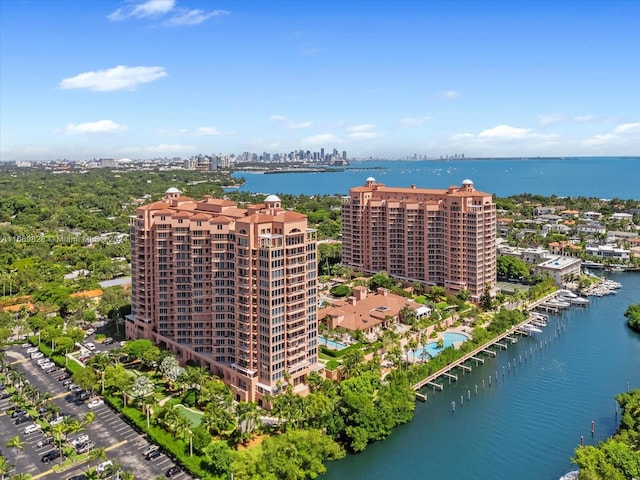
[233,401,262,444]
[5,436,25,475]
[82,470,100,480]
[87,448,107,470]
[50,422,68,462]
[0,455,11,480]
[118,471,135,480]
[172,413,193,456]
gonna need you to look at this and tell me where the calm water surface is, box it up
[230,157,640,199]
[322,272,640,480]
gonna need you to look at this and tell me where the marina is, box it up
[323,272,640,480]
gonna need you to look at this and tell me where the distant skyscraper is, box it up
[320,148,325,159]
[341,178,497,300]
[128,189,319,403]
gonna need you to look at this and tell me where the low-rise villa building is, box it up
[319,287,429,337]
[535,256,582,286]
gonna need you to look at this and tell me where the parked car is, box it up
[70,434,89,447]
[95,460,113,473]
[26,347,39,354]
[166,465,182,477]
[0,392,10,400]
[0,383,5,390]
[142,445,159,456]
[78,392,91,401]
[67,475,86,480]
[10,409,27,418]
[46,366,59,374]
[62,379,73,386]
[36,436,54,448]
[146,449,163,460]
[58,373,70,381]
[31,352,44,359]
[87,399,104,409]
[15,415,31,425]
[21,343,31,349]
[102,337,115,345]
[69,385,82,393]
[41,449,61,463]
[85,328,96,336]
[83,342,96,352]
[76,441,95,454]
[78,355,91,363]
[40,362,55,370]
[36,358,49,365]
[50,415,66,426]
[24,423,42,434]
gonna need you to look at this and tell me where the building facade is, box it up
[127,189,319,403]
[342,178,497,300]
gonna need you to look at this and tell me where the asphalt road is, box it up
[1,346,193,480]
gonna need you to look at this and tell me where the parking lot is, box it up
[1,346,192,480]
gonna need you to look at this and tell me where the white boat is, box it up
[557,289,578,299]
[570,296,589,306]
[522,324,543,333]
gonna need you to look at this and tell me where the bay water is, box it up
[230,156,640,199]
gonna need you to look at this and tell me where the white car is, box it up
[40,362,55,370]
[26,347,39,354]
[50,416,66,426]
[36,358,49,365]
[85,328,96,336]
[96,460,113,473]
[71,434,90,447]
[24,423,42,434]
[84,342,96,352]
[87,399,104,409]
[31,352,44,359]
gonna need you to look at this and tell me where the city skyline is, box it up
[1,0,639,162]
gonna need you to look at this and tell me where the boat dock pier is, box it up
[411,307,554,393]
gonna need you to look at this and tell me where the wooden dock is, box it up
[411,297,556,393]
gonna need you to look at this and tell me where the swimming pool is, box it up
[411,332,469,360]
[320,336,348,350]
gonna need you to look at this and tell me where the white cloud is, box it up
[400,116,431,126]
[349,131,380,139]
[129,143,196,154]
[346,124,375,132]
[584,133,617,146]
[613,122,640,134]
[65,120,127,134]
[301,133,337,145]
[59,65,167,92]
[478,125,532,138]
[438,90,461,100]
[270,115,313,129]
[108,0,175,20]
[164,9,230,26]
[538,112,596,126]
[159,126,234,136]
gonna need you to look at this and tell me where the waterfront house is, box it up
[535,256,582,286]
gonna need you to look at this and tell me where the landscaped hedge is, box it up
[118,403,215,479]
[320,342,362,358]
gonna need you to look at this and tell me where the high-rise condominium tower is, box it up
[341,178,497,300]
[127,189,318,403]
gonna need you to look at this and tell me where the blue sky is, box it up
[1,0,639,161]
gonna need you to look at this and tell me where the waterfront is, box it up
[230,157,640,199]
[323,272,640,480]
